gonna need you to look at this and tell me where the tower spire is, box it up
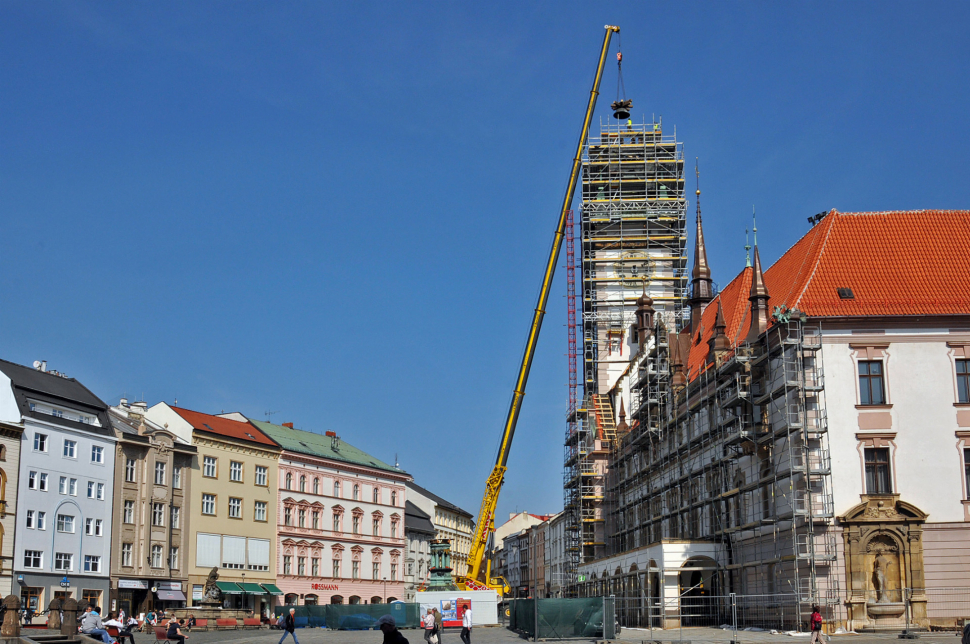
[688,159,714,330]
[746,211,770,343]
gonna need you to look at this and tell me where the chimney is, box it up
[119,397,129,409]
[282,422,294,429]
[325,431,336,437]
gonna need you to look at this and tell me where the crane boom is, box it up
[463,25,620,590]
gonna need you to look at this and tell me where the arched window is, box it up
[285,473,293,490]
[300,475,307,492]
[313,478,320,494]
[330,595,343,605]
[304,594,318,605]
[371,596,383,604]
[284,593,299,606]
[334,480,341,497]
[373,487,379,503]
[353,484,360,501]
[390,491,397,506]
[349,595,361,605]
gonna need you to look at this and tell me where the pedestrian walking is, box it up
[278,608,299,644]
[433,608,443,644]
[378,614,409,644]
[422,609,436,644]
[809,605,825,644]
[460,606,472,644]
[961,620,970,644]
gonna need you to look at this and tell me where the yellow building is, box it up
[146,404,281,616]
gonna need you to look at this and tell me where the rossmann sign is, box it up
[310,583,339,591]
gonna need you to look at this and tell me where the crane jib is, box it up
[464,26,620,589]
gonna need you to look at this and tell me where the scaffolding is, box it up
[564,117,688,592]
[599,313,842,627]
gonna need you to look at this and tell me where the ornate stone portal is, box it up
[839,495,928,631]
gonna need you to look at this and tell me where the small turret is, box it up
[635,285,655,347]
[688,161,715,330]
[746,217,770,343]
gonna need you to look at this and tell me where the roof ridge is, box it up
[791,210,839,310]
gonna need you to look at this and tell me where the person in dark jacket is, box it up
[165,617,187,644]
[378,614,409,644]
[278,608,299,644]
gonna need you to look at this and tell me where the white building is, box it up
[0,359,116,612]
[544,512,567,597]
[403,500,434,600]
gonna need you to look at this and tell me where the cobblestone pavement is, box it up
[82,625,961,644]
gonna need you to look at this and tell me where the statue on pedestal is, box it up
[201,567,223,605]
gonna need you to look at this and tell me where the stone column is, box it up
[47,598,62,630]
[61,598,78,637]
[1,595,21,637]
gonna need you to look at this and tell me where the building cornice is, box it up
[280,451,410,482]
[193,432,280,459]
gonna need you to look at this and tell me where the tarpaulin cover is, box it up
[508,597,614,640]
[274,602,422,630]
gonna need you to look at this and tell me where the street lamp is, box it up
[382,577,387,604]
[241,573,247,612]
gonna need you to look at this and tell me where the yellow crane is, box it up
[457,25,621,597]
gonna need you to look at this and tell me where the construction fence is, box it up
[273,602,422,630]
[508,597,616,640]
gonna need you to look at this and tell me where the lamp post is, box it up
[383,577,387,604]
[241,573,246,612]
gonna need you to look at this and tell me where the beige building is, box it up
[406,482,474,579]
[0,417,22,597]
[109,400,196,615]
[146,404,280,617]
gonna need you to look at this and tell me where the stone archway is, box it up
[839,494,928,631]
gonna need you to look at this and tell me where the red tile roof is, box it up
[170,406,277,447]
[686,209,970,380]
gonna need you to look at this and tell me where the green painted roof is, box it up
[250,420,404,475]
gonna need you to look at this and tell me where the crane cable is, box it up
[615,32,627,102]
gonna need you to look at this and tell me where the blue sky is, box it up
[2,2,969,523]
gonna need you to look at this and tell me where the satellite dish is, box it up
[33,361,41,369]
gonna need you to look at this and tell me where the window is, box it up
[285,472,292,489]
[859,360,886,405]
[57,514,75,533]
[84,555,101,572]
[864,447,892,494]
[300,475,306,492]
[202,493,216,515]
[353,484,360,500]
[97,483,104,500]
[283,555,292,575]
[333,559,341,578]
[26,510,34,529]
[229,497,242,519]
[958,360,970,404]
[55,552,73,571]
[203,456,217,478]
[95,519,103,536]
[152,503,165,526]
[173,465,182,488]
[312,510,320,529]
[170,547,179,569]
[39,473,48,491]
[230,461,243,482]
[34,433,48,452]
[255,466,267,486]
[964,448,970,500]
[85,518,94,535]
[313,477,320,494]
[333,513,341,532]
[298,556,306,576]
[373,518,379,536]
[285,507,292,526]
[312,557,320,576]
[353,516,360,534]
[24,550,42,568]
[124,458,136,482]
[352,560,360,579]
[390,563,397,581]
[91,445,104,463]
[334,481,341,497]
[63,439,76,458]
[87,481,95,498]
[124,500,134,523]
[69,478,77,495]
[151,545,163,568]
[299,509,306,528]
[37,512,46,530]
[28,471,37,490]
[171,506,180,529]
[59,476,67,494]
[372,562,379,579]
[390,491,397,506]
[391,520,398,538]
[121,543,132,567]
[254,501,267,522]
[155,462,166,485]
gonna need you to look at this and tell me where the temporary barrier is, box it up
[274,603,420,630]
[508,597,614,640]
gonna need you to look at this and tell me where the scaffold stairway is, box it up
[592,394,617,441]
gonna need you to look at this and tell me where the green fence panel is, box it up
[324,603,420,630]
[517,597,610,640]
[508,599,535,638]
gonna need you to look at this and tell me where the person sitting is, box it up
[166,617,187,644]
[79,605,115,644]
[185,615,196,632]
[104,612,136,644]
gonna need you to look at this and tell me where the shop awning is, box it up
[156,590,186,601]
[215,582,244,595]
[260,584,284,595]
[238,583,266,595]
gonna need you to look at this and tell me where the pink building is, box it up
[253,420,410,605]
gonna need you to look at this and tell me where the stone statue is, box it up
[203,566,222,603]
[47,598,62,630]
[1,595,20,637]
[873,552,891,603]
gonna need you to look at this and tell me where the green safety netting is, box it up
[274,602,421,630]
[509,597,614,640]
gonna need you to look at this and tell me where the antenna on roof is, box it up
[265,410,280,423]
[752,206,758,246]
[745,229,751,268]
